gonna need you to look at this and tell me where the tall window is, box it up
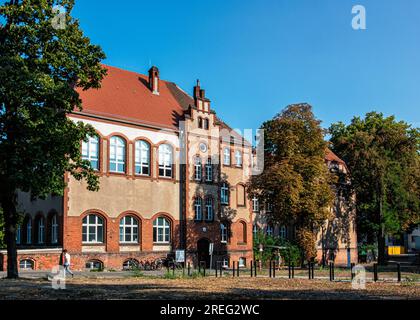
[205,157,212,181]
[239,221,247,243]
[252,196,259,212]
[266,202,273,212]
[221,223,228,243]
[51,214,58,244]
[153,217,170,243]
[194,156,202,181]
[223,147,230,165]
[82,135,99,170]
[221,183,229,205]
[203,118,209,130]
[205,197,214,221]
[194,197,203,221]
[16,225,21,244]
[109,136,126,173]
[279,225,287,239]
[135,140,150,175]
[26,218,32,244]
[235,150,242,167]
[158,144,173,178]
[266,225,274,237]
[82,214,104,243]
[237,184,246,206]
[37,217,45,244]
[198,117,203,128]
[119,216,139,243]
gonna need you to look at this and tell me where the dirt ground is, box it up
[1,276,419,300]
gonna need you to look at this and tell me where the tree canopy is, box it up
[329,112,420,263]
[247,103,335,260]
[0,0,106,278]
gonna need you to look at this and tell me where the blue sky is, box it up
[71,0,420,131]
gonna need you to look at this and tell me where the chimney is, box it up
[193,79,200,99]
[148,66,159,95]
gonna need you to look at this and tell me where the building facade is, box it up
[0,65,254,271]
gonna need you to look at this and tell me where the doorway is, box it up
[197,238,210,268]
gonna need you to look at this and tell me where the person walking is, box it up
[62,249,74,278]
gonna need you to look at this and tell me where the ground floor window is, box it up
[222,258,229,268]
[85,260,104,271]
[123,258,139,270]
[239,257,246,268]
[19,259,34,270]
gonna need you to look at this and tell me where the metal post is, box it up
[232,261,236,277]
[288,263,291,279]
[172,262,175,276]
[198,261,201,274]
[220,261,223,277]
[215,262,218,278]
[272,261,276,278]
[250,261,253,277]
[203,262,206,277]
[332,262,335,281]
[397,263,401,282]
[308,261,311,279]
[329,262,332,281]
[374,263,378,282]
[311,262,314,279]
[237,262,239,277]
[188,262,191,276]
[253,260,257,277]
[292,264,295,278]
[269,260,272,278]
[351,263,355,280]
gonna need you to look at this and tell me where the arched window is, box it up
[123,258,139,270]
[158,144,173,178]
[205,157,212,182]
[119,216,139,243]
[109,136,126,173]
[37,217,45,244]
[239,221,247,243]
[205,197,214,221]
[19,259,34,270]
[223,147,230,165]
[82,135,99,170]
[194,197,203,221]
[135,140,150,175]
[25,217,32,244]
[203,118,209,130]
[194,156,202,181]
[252,196,259,212]
[153,217,170,243]
[82,214,104,243]
[221,183,229,205]
[16,225,21,244]
[235,150,242,167]
[51,214,58,244]
[85,259,103,271]
[198,117,203,128]
[220,223,228,243]
[266,225,274,237]
[236,184,246,206]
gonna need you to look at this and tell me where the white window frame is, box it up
[51,214,58,244]
[82,135,99,170]
[158,144,173,178]
[253,224,259,237]
[153,217,171,243]
[194,197,203,221]
[205,197,214,221]
[223,147,230,165]
[279,225,287,239]
[266,225,274,237]
[252,196,259,212]
[205,157,212,181]
[221,183,229,205]
[38,218,45,244]
[135,140,150,175]
[82,214,104,243]
[19,259,34,270]
[119,216,139,243]
[235,150,242,167]
[221,223,228,243]
[194,156,202,181]
[109,136,126,173]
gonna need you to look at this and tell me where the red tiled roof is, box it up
[75,65,194,130]
[325,148,345,164]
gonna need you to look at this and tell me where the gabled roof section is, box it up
[75,65,194,130]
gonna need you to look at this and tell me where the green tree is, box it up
[247,104,335,261]
[329,112,420,264]
[0,0,106,278]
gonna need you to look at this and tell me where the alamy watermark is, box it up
[51,5,66,30]
[352,5,366,30]
[351,264,366,289]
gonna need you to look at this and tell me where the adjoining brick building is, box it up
[0,65,254,271]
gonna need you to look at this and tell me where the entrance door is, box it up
[197,238,210,268]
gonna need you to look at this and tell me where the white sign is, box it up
[175,250,185,263]
[209,243,214,255]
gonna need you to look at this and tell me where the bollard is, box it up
[329,262,332,281]
[172,262,175,276]
[250,261,253,277]
[183,264,185,277]
[269,260,272,278]
[203,263,206,277]
[311,262,314,279]
[232,261,236,277]
[397,263,401,282]
[351,263,355,280]
[308,261,311,279]
[288,263,291,279]
[253,260,257,277]
[237,262,239,277]
[373,263,378,282]
[198,262,201,274]
[272,261,276,278]
[215,262,218,278]
[292,264,295,278]
[188,262,191,276]
[220,261,223,277]
[332,262,335,281]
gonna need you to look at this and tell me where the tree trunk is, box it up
[377,193,386,265]
[1,191,19,278]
